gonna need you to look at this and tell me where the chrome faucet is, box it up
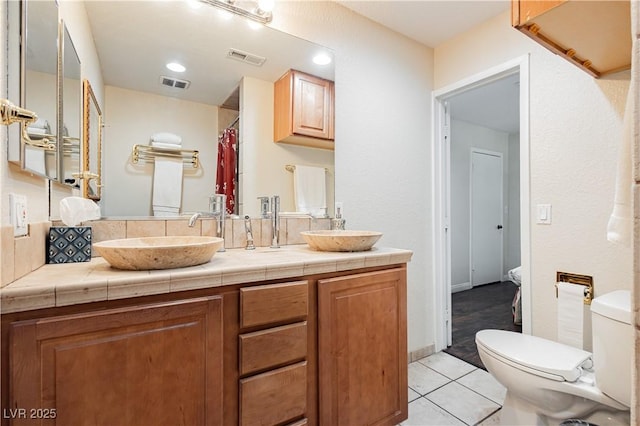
[188,194,226,252]
[270,195,280,248]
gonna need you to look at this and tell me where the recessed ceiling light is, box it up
[166,62,186,73]
[313,53,332,66]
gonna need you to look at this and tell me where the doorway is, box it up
[432,56,531,353]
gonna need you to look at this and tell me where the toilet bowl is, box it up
[476,290,631,425]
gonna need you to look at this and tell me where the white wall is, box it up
[271,2,435,354]
[450,120,512,288]
[102,86,219,217]
[435,11,632,341]
[240,76,335,217]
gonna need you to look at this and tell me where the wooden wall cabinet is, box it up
[274,69,335,150]
[511,0,631,77]
[318,268,408,426]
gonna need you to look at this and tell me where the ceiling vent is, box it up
[227,48,266,66]
[160,76,191,90]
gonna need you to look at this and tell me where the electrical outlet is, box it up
[9,193,28,236]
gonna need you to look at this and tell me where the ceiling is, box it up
[339,0,518,133]
[338,1,510,48]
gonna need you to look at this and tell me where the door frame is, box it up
[469,148,504,288]
[432,55,531,351]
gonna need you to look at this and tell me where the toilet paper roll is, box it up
[557,282,589,350]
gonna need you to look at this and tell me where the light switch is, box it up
[537,204,552,225]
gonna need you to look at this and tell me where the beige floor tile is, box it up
[418,351,477,380]
[408,361,450,396]
[408,388,420,403]
[401,397,465,426]
[425,382,500,426]
[457,369,507,405]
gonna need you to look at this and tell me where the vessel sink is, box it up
[300,230,382,252]
[93,236,224,270]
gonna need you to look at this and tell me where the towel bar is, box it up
[132,144,199,168]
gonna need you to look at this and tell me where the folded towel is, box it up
[151,132,182,145]
[27,127,47,136]
[150,141,182,151]
[293,165,327,217]
[30,118,49,130]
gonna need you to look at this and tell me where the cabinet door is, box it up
[292,71,334,140]
[318,268,408,426]
[9,297,224,426]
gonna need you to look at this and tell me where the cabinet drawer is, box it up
[240,322,307,376]
[240,281,308,328]
[240,361,307,426]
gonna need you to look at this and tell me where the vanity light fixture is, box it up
[200,0,273,24]
[166,62,186,73]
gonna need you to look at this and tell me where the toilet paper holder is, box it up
[555,271,594,305]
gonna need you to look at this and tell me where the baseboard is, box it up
[407,344,436,363]
[451,282,471,293]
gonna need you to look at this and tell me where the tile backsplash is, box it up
[2,217,331,287]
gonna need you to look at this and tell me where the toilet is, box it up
[476,290,632,425]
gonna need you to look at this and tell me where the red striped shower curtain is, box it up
[215,128,237,214]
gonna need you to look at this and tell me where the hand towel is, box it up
[293,165,327,217]
[152,155,183,217]
[606,25,637,244]
[151,132,182,145]
[24,145,46,175]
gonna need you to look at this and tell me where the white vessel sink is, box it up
[94,236,224,270]
[300,230,382,252]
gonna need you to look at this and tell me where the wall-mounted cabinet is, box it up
[274,69,335,150]
[511,0,631,77]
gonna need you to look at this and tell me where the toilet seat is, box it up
[476,330,593,382]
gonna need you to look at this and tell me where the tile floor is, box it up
[403,351,506,426]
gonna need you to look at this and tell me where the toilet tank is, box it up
[590,290,632,407]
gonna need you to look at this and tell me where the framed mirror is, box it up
[20,0,59,179]
[82,80,103,201]
[60,23,82,187]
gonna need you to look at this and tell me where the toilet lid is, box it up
[476,330,592,382]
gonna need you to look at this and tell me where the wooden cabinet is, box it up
[239,280,312,426]
[318,267,408,426]
[274,69,334,150]
[8,297,224,426]
[2,264,409,426]
[511,0,631,77]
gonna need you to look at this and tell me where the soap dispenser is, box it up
[332,202,346,230]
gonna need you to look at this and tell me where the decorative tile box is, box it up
[47,226,92,264]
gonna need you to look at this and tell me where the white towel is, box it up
[24,145,46,175]
[606,29,637,245]
[152,155,183,217]
[151,132,182,145]
[150,142,182,151]
[293,165,327,217]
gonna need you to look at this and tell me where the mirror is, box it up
[60,23,82,187]
[81,1,335,218]
[82,79,103,201]
[21,0,58,179]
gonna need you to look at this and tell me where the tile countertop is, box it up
[0,245,413,314]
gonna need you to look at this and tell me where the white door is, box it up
[471,150,503,286]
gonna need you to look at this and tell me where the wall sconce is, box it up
[201,0,274,24]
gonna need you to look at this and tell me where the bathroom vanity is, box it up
[0,245,411,426]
